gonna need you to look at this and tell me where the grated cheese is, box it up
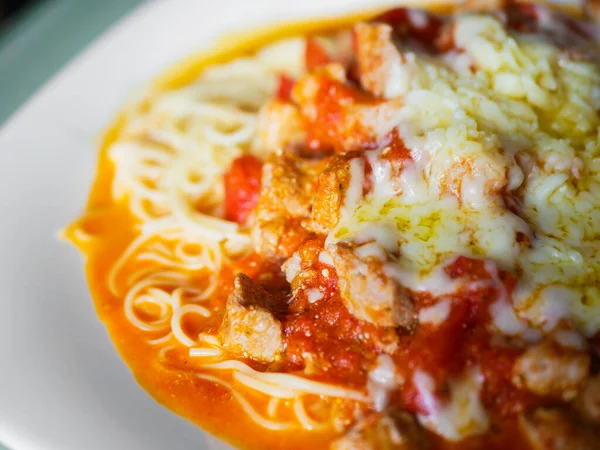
[414,368,489,441]
[327,13,600,336]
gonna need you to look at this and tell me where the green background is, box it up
[0,0,145,127]
[0,1,145,448]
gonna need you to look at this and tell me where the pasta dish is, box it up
[65,2,600,448]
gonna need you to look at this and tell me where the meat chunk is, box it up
[306,154,353,234]
[354,23,406,99]
[327,243,416,329]
[331,410,429,450]
[512,340,589,401]
[519,407,600,450]
[217,274,283,363]
[254,99,305,152]
[291,64,402,153]
[251,152,322,259]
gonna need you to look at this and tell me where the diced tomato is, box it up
[276,74,295,101]
[305,37,330,71]
[223,155,263,224]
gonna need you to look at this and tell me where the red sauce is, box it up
[276,74,295,101]
[304,75,380,153]
[224,154,263,224]
[281,240,395,386]
[305,37,331,71]
[397,257,538,417]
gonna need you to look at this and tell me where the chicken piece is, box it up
[519,407,600,450]
[254,99,305,153]
[576,375,600,423]
[512,340,590,401]
[327,243,416,329]
[354,23,407,99]
[217,274,283,363]
[306,154,354,234]
[256,152,315,220]
[251,219,312,261]
[291,64,402,153]
[251,152,322,259]
[331,410,429,450]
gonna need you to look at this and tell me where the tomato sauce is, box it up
[305,37,331,71]
[224,154,263,224]
[276,74,295,101]
[302,75,381,153]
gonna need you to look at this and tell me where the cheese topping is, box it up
[418,298,452,326]
[367,354,401,412]
[414,368,489,441]
[328,13,600,336]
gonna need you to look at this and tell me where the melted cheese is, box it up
[282,252,302,283]
[553,329,586,350]
[418,298,452,326]
[367,354,401,412]
[327,13,600,336]
[385,262,459,297]
[414,368,489,441]
[306,288,324,304]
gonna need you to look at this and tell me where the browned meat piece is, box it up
[331,410,429,450]
[254,99,305,152]
[519,407,600,450]
[257,152,315,220]
[251,152,322,259]
[326,243,416,329]
[217,274,283,363]
[512,340,589,401]
[306,154,354,234]
[576,375,600,423]
[354,23,405,99]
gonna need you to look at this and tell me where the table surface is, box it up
[0,2,145,448]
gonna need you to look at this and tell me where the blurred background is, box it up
[1,0,36,27]
[0,0,143,126]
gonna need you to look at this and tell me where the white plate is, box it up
[0,0,417,448]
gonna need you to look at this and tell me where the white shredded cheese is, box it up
[419,299,452,326]
[414,368,489,441]
[326,12,600,337]
[305,288,324,304]
[367,354,401,412]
